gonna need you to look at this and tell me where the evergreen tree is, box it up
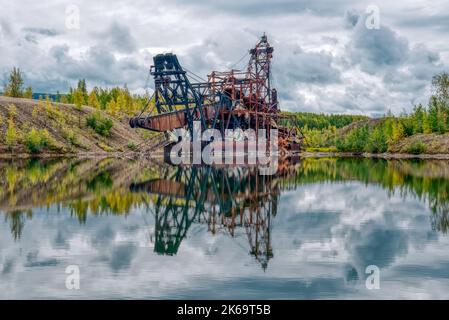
[423,112,431,134]
[67,88,74,104]
[77,79,88,104]
[73,90,84,127]
[366,125,387,153]
[391,120,405,143]
[432,72,449,104]
[5,118,18,150]
[4,67,24,98]
[437,100,447,133]
[411,104,425,134]
[428,96,439,133]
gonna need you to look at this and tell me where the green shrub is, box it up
[305,146,338,152]
[365,126,388,153]
[62,128,81,147]
[127,141,138,151]
[336,125,369,152]
[67,130,77,145]
[25,128,50,153]
[45,103,65,124]
[97,142,114,152]
[86,112,113,137]
[405,141,426,154]
[5,118,19,150]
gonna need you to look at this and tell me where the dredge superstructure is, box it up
[130,34,302,155]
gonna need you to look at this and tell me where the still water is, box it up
[1,157,449,299]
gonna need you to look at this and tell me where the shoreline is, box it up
[300,152,449,160]
[0,151,162,160]
[1,150,449,160]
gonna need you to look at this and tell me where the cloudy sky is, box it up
[1,0,449,116]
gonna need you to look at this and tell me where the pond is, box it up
[0,157,449,299]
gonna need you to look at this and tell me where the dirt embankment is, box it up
[2,96,449,159]
[337,118,383,135]
[0,96,146,156]
[387,133,449,154]
[300,151,449,160]
[334,118,449,156]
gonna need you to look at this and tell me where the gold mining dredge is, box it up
[129,34,303,157]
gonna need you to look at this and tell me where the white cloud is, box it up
[1,0,449,116]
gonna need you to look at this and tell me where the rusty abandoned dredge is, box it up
[126,35,304,268]
[129,34,303,157]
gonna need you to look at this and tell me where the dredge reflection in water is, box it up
[0,158,449,235]
[0,156,301,269]
[129,160,300,269]
[0,158,449,298]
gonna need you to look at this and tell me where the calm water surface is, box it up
[1,157,449,299]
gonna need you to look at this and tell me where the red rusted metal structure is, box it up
[130,34,303,154]
[130,162,300,269]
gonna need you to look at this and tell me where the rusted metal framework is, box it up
[130,34,303,154]
[130,163,301,269]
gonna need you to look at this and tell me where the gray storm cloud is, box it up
[1,0,449,116]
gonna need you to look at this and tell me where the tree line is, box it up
[2,67,449,155]
[282,111,367,130]
[301,72,449,154]
[60,79,149,119]
[2,68,149,119]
